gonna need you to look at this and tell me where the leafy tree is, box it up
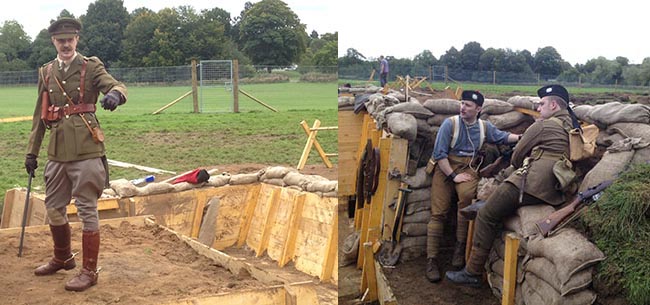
[478,48,505,71]
[338,48,366,66]
[27,30,57,68]
[122,8,159,66]
[534,46,564,77]
[519,49,535,71]
[0,20,31,70]
[439,46,461,70]
[413,50,437,67]
[239,0,307,70]
[459,41,483,70]
[506,50,533,73]
[80,0,129,66]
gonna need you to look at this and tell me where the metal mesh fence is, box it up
[199,60,233,113]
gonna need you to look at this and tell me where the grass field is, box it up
[0,82,337,211]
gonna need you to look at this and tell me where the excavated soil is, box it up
[0,221,267,305]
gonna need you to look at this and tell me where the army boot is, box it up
[65,230,99,292]
[446,245,490,287]
[34,223,76,276]
[451,241,466,268]
[425,257,441,282]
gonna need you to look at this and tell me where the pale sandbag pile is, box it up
[105,166,338,199]
[338,85,384,111]
[395,167,432,262]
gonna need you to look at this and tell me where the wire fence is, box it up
[339,64,650,90]
[0,64,337,86]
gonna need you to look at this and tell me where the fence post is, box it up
[444,65,449,85]
[233,59,239,113]
[493,70,496,85]
[191,59,199,113]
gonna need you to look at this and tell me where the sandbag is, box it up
[572,105,593,124]
[283,172,309,187]
[304,180,338,193]
[423,98,461,114]
[401,223,428,236]
[507,96,539,110]
[579,149,634,192]
[403,210,430,224]
[260,166,296,180]
[109,179,138,197]
[405,199,431,215]
[416,118,434,135]
[606,122,650,141]
[229,173,260,185]
[402,167,433,189]
[263,178,285,187]
[172,182,195,192]
[596,130,625,147]
[400,235,427,248]
[516,204,556,238]
[338,96,354,107]
[136,182,175,196]
[477,177,499,201]
[527,228,605,286]
[386,112,417,142]
[323,191,337,197]
[587,102,650,127]
[482,98,514,115]
[487,273,525,305]
[340,231,360,267]
[398,245,426,263]
[207,173,231,187]
[484,111,531,130]
[406,187,431,203]
[426,113,455,126]
[385,101,434,119]
[632,146,650,164]
[488,258,525,284]
[526,256,593,296]
[522,272,597,305]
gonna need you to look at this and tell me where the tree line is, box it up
[0,0,337,71]
[339,41,650,86]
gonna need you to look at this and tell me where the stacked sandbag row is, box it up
[573,102,650,129]
[397,167,433,263]
[478,183,603,305]
[105,166,338,198]
[338,85,384,111]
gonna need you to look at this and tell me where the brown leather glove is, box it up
[25,154,37,177]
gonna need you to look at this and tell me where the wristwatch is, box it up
[448,172,457,180]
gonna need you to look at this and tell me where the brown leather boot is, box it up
[451,241,466,268]
[425,257,441,282]
[35,224,76,276]
[65,230,100,292]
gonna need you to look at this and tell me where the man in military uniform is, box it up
[426,90,520,282]
[446,85,575,286]
[24,17,127,292]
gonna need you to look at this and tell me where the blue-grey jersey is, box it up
[433,116,510,160]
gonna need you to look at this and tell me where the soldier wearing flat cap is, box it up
[25,16,127,292]
[425,90,521,282]
[446,84,576,287]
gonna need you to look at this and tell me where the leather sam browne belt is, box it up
[63,103,96,116]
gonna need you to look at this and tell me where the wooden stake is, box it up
[279,194,306,267]
[256,188,281,257]
[191,59,199,113]
[238,89,278,112]
[152,90,193,115]
[502,233,520,305]
[237,184,262,247]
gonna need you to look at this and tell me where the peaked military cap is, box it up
[461,90,484,106]
[48,17,81,38]
[537,84,569,105]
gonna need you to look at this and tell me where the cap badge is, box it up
[472,94,478,100]
[546,87,553,93]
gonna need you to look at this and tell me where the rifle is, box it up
[536,180,613,237]
[479,146,514,178]
[18,172,34,257]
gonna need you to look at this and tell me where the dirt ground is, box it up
[0,221,268,305]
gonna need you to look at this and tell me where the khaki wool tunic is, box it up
[505,109,572,206]
[27,53,127,161]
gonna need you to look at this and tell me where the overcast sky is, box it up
[336,0,649,65]
[0,0,335,41]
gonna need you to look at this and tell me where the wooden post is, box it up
[444,65,449,84]
[279,194,306,267]
[191,59,199,113]
[466,220,474,263]
[233,59,239,113]
[502,233,520,305]
[493,70,497,84]
[361,241,378,302]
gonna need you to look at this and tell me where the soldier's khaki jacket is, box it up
[505,109,572,206]
[27,53,127,162]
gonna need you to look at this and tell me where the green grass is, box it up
[580,164,650,305]
[0,82,337,212]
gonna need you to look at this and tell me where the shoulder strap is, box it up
[40,63,53,87]
[79,59,87,103]
[478,119,487,148]
[548,117,571,133]
[450,115,460,149]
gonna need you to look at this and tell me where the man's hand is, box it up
[453,172,475,183]
[25,154,37,177]
[100,90,123,111]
